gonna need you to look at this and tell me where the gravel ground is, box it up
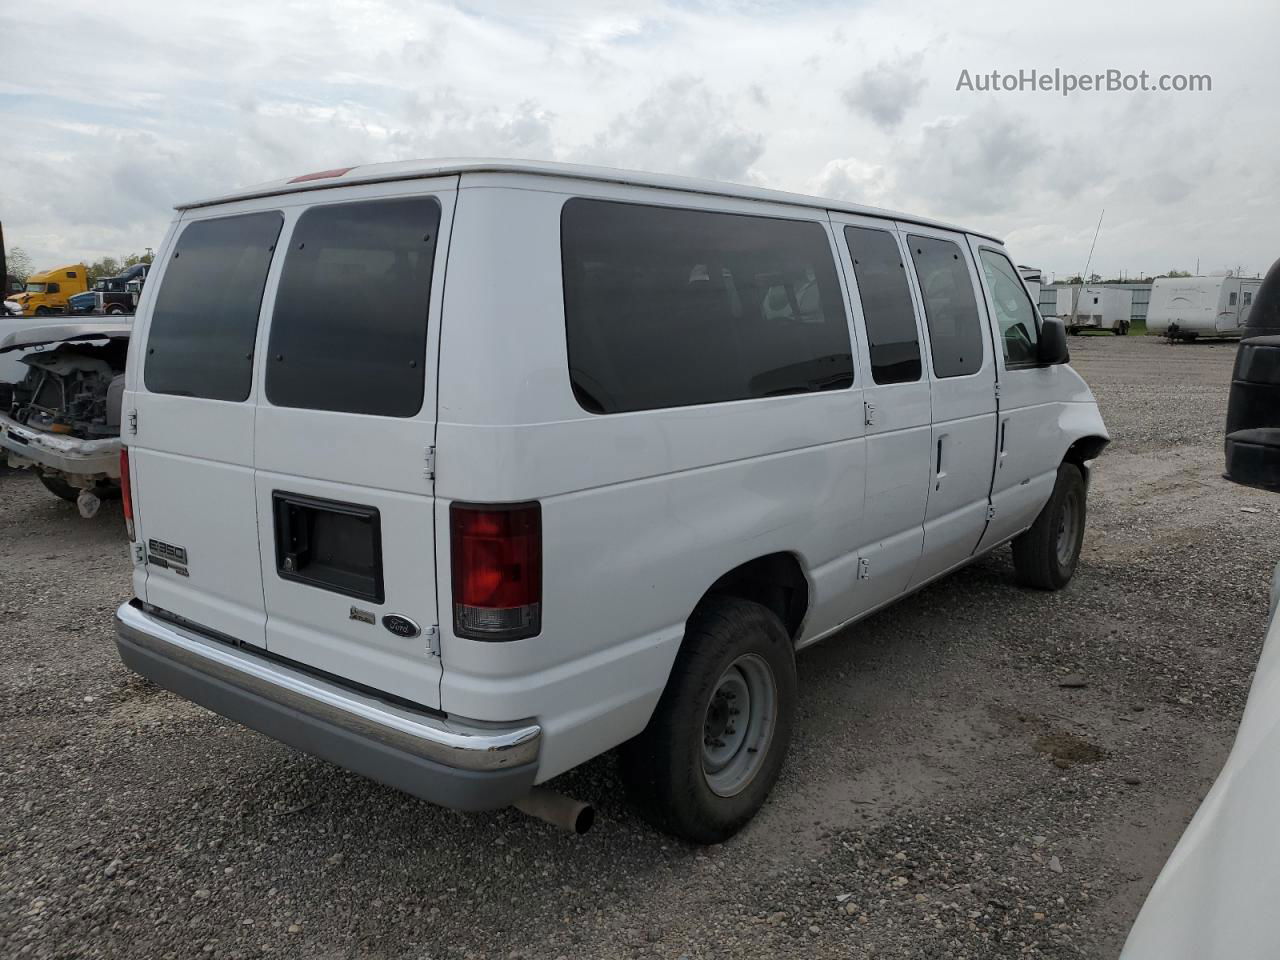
[3,335,1278,960]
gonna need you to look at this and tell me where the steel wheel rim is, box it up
[701,653,777,798]
[1056,492,1079,567]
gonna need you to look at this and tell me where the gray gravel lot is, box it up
[3,335,1278,960]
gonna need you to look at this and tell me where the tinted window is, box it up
[978,248,1040,365]
[145,211,283,401]
[562,198,852,414]
[844,226,921,384]
[266,197,440,417]
[47,283,60,294]
[908,235,983,378]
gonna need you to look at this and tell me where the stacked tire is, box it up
[1225,335,1280,491]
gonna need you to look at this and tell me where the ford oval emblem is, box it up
[382,614,421,639]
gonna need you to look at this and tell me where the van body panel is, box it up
[435,179,868,759]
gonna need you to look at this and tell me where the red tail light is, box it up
[120,446,135,541]
[450,502,541,641]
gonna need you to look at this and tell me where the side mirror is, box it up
[1037,317,1070,365]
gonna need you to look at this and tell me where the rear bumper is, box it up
[0,412,120,479]
[113,600,540,810]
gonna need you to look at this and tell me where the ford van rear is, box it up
[114,173,545,810]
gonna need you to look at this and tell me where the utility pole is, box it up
[1071,209,1105,330]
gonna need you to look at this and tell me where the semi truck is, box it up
[7,264,89,316]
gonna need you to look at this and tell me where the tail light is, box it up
[450,502,541,641]
[120,446,135,541]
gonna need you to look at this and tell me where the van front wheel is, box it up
[620,597,796,844]
[1012,463,1086,590]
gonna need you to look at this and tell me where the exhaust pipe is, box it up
[513,787,594,834]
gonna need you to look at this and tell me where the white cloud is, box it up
[0,0,1277,280]
[842,52,927,130]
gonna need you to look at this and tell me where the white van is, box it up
[112,159,1108,842]
[1147,275,1263,340]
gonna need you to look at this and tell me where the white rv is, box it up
[1147,275,1263,340]
[1069,286,1133,335]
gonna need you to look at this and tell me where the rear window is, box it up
[907,235,984,378]
[265,196,440,417]
[145,211,283,402]
[844,226,922,384]
[561,198,852,414]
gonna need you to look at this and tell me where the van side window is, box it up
[1229,291,1238,306]
[266,196,441,417]
[561,198,852,414]
[907,235,983,378]
[145,211,283,402]
[978,248,1040,366]
[843,226,921,384]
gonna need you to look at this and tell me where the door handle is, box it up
[935,434,948,491]
[999,418,1009,467]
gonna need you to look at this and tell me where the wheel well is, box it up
[702,552,810,640]
[1064,435,1109,466]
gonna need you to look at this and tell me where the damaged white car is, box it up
[0,320,130,517]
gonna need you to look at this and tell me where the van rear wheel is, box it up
[1012,463,1086,590]
[620,596,796,844]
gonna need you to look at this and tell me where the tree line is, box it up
[6,247,154,285]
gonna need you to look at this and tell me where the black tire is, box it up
[35,306,52,316]
[620,596,797,844]
[35,474,119,503]
[37,473,80,501]
[1012,463,1086,590]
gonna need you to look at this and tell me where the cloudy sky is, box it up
[2,0,1276,280]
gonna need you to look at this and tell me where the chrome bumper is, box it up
[0,412,120,478]
[114,601,541,809]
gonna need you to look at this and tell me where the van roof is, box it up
[176,157,1003,243]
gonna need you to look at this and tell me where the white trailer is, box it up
[1069,286,1133,335]
[1043,284,1079,320]
[1018,265,1042,305]
[1147,275,1265,340]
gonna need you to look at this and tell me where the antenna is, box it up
[1071,209,1105,326]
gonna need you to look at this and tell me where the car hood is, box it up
[0,319,132,354]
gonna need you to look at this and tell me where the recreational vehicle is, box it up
[1147,275,1263,340]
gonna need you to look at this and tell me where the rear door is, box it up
[253,180,455,707]
[900,225,998,587]
[131,205,285,645]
